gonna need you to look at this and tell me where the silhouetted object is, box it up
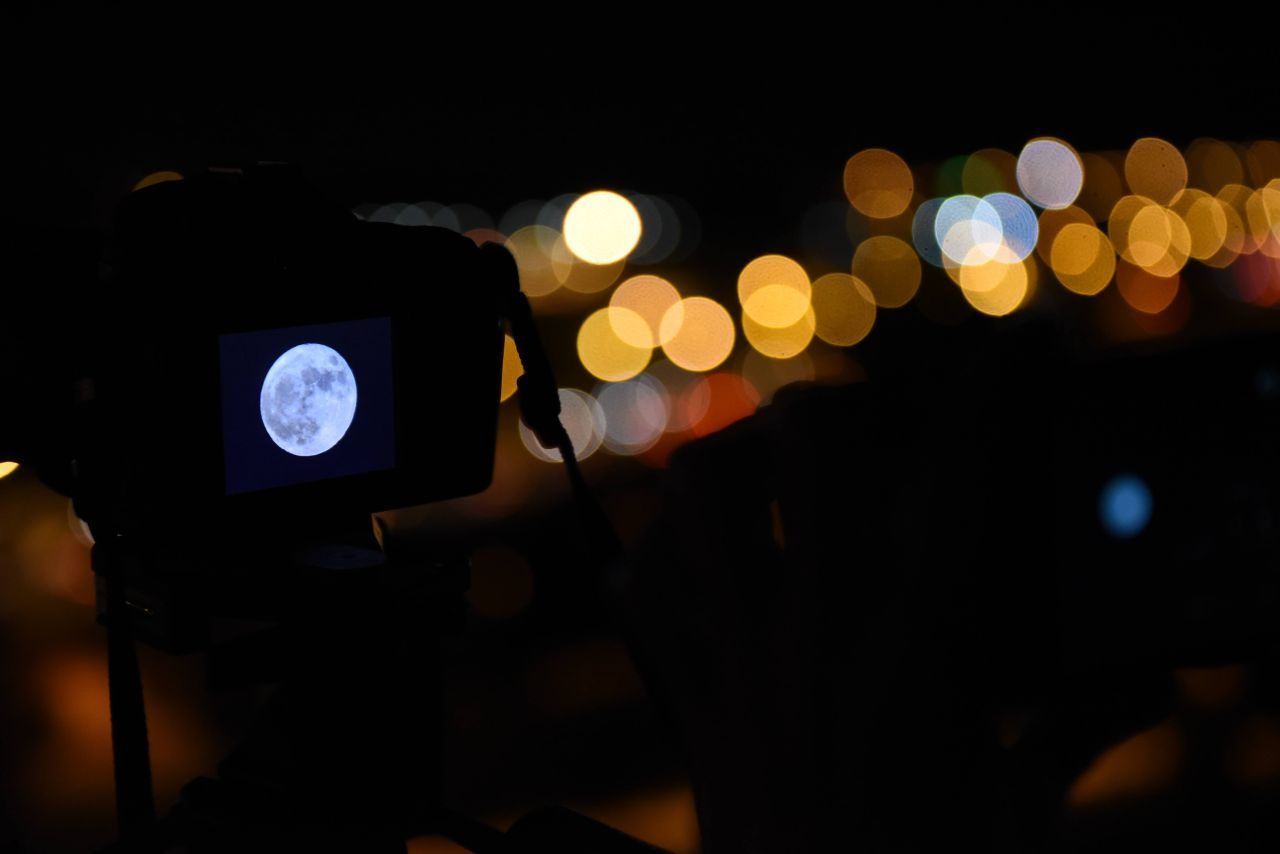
[627,319,1280,852]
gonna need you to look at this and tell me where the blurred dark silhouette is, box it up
[627,317,1280,852]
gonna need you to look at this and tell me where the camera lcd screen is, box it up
[219,317,396,495]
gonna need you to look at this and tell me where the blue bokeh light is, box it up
[1099,474,1154,539]
[983,192,1039,262]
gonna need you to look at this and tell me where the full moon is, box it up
[260,343,358,457]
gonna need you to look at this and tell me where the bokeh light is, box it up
[648,360,710,432]
[911,198,947,267]
[1116,262,1180,314]
[843,149,914,219]
[595,375,670,455]
[810,273,876,347]
[500,334,524,402]
[1170,189,1229,260]
[1051,223,1116,296]
[1124,138,1187,205]
[518,389,605,462]
[132,171,184,191]
[1099,473,1153,538]
[507,225,564,297]
[852,235,922,307]
[935,195,1003,265]
[1016,138,1084,209]
[610,275,683,347]
[1036,206,1094,265]
[959,258,1031,316]
[743,307,816,360]
[578,307,652,382]
[563,191,643,265]
[1185,138,1243,193]
[687,373,761,437]
[737,255,812,328]
[0,461,18,480]
[984,192,1039,261]
[659,297,735,372]
[1077,153,1124,222]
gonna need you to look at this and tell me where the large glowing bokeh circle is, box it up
[260,343,358,457]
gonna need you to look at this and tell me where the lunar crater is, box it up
[260,343,358,457]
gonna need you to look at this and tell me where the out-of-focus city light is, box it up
[500,335,524,402]
[843,148,914,219]
[659,297,735,372]
[0,461,18,480]
[1051,223,1116,296]
[648,360,710,432]
[984,192,1039,261]
[1186,138,1243,194]
[132,171,184,191]
[578,307,652,382]
[596,375,669,455]
[1016,138,1084,209]
[563,191,643,265]
[1099,473,1153,538]
[737,255,812,328]
[852,235,922,307]
[935,195,1003,265]
[507,225,564,297]
[610,275,683,347]
[1246,140,1280,186]
[1036,205,1094,264]
[743,307,816,360]
[959,258,1031,316]
[687,373,761,437]
[810,273,876,347]
[1124,137,1187,205]
[518,389,605,462]
[1077,153,1124,221]
[552,234,627,294]
[911,198,947,267]
[1171,189,1229,260]
[1116,262,1180,314]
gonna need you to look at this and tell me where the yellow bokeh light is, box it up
[1170,189,1228,260]
[1116,261,1180,315]
[1125,203,1190,277]
[1246,185,1280,258]
[843,149,914,219]
[659,297,735,372]
[552,234,625,293]
[506,225,564,297]
[743,307,816,360]
[1124,138,1187,205]
[578,307,652,382]
[132,171,184,191]
[737,255,811,328]
[851,235,921,308]
[562,191,642,265]
[1246,140,1280,187]
[0,461,18,480]
[959,258,1030,316]
[610,275,683,347]
[1185,138,1243,193]
[500,334,524,402]
[1036,205,1095,264]
[810,273,876,347]
[1077,153,1125,222]
[1051,223,1116,296]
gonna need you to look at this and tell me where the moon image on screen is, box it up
[259,343,358,457]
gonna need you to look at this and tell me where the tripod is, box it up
[88,244,658,852]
